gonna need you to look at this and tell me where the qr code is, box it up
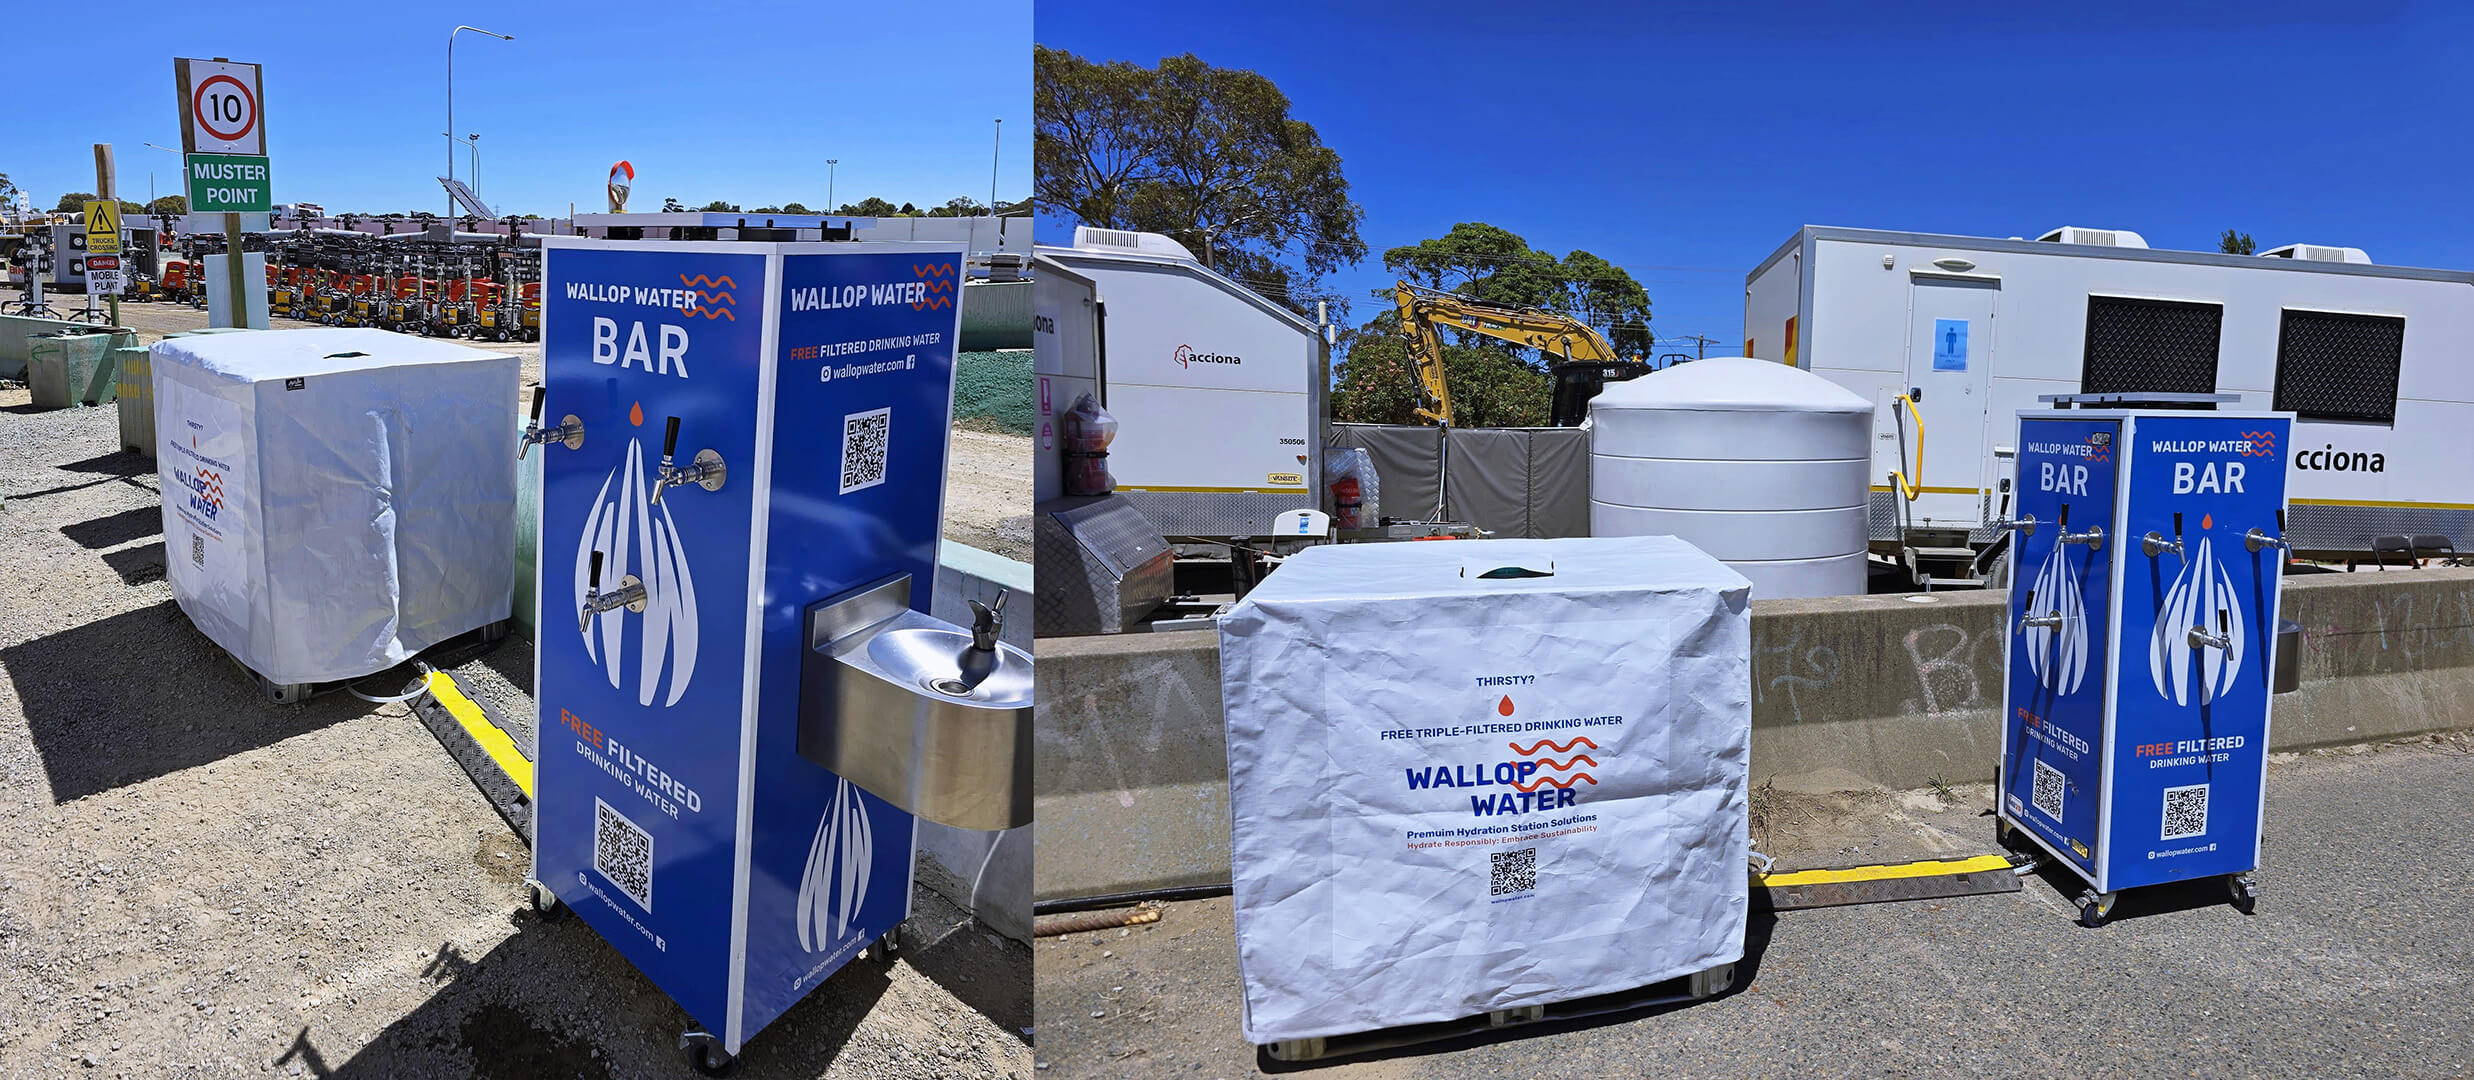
[2031,759,2066,821]
[593,798,653,910]
[190,534,206,567]
[840,407,891,494]
[1489,847,1537,896]
[2162,783,2209,841]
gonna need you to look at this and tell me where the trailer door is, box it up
[1905,277,1997,526]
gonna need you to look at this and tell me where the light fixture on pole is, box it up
[447,25,513,220]
[142,142,181,208]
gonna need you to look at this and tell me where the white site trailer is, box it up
[1746,225,2474,578]
[1032,228,1327,538]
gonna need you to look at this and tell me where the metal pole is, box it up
[447,27,513,222]
[827,160,837,211]
[989,119,1001,217]
[222,213,245,328]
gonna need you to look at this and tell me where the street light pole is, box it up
[827,159,838,212]
[989,119,1001,217]
[448,25,513,221]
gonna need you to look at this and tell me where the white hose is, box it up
[347,660,436,704]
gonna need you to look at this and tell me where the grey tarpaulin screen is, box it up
[1327,423,1589,538]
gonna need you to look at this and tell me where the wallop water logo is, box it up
[571,404,701,707]
[2150,519,2246,705]
[2023,542,2090,694]
[795,778,874,953]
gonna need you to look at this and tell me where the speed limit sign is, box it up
[174,57,265,156]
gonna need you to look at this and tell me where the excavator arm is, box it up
[1394,281,1632,425]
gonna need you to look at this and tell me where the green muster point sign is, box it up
[186,153,272,213]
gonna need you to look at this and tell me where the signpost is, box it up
[174,57,268,329]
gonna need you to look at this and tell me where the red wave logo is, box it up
[1528,755,1597,771]
[679,273,737,320]
[2239,430,2279,457]
[1508,736,1597,756]
[1511,773,1598,792]
[912,262,955,311]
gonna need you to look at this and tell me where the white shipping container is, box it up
[1746,225,2474,561]
[152,328,519,686]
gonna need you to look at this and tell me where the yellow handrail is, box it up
[1890,393,1924,502]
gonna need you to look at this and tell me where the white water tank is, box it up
[1589,358,1872,598]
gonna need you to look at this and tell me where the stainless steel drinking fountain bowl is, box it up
[798,575,1033,831]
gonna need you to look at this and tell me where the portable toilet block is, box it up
[1219,536,1752,1056]
[150,328,519,694]
[1996,395,2292,926]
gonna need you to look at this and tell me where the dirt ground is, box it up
[85,296,1031,564]
[0,376,1030,1072]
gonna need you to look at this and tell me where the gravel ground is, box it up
[0,382,1030,1077]
[1034,736,2474,1078]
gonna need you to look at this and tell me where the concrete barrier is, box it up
[1034,566,2474,901]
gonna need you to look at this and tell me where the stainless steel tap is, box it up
[2143,512,2187,560]
[577,550,648,633]
[2056,503,2104,552]
[2017,588,2064,635]
[2246,509,2292,553]
[969,590,1009,652]
[518,385,584,458]
[2187,608,2232,652]
[650,415,728,504]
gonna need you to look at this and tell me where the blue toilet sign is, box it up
[1933,318,1968,371]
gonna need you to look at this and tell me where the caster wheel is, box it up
[526,880,566,923]
[679,1032,740,1077]
[865,931,898,967]
[2226,875,2258,914]
[2078,891,2115,928]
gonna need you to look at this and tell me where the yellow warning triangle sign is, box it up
[83,200,120,256]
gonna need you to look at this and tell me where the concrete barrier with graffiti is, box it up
[1035,566,2474,900]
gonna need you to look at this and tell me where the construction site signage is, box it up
[82,200,121,257]
[174,58,265,156]
[186,154,274,214]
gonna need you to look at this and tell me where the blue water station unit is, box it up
[522,237,992,1070]
[1996,395,2294,928]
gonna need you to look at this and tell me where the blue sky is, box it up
[8,0,1028,220]
[1036,0,2473,351]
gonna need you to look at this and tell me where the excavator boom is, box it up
[1394,281,1643,426]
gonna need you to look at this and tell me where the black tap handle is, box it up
[2058,503,2069,531]
[663,415,681,459]
[2276,508,2286,533]
[2023,588,2036,611]
[529,385,545,425]
[2218,607,2230,635]
[589,550,604,590]
[2172,511,2182,538]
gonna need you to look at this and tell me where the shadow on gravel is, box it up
[288,911,901,1079]
[1256,908,1777,1073]
[56,450,152,476]
[60,505,163,549]
[1,600,377,803]
[99,542,167,585]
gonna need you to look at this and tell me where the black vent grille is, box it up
[2080,296,2222,395]
[2274,309,2403,423]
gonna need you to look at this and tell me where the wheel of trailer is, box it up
[521,328,538,343]
[679,1033,740,1077]
[1265,1037,1326,1063]
[2226,875,2258,914]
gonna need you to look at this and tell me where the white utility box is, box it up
[1219,536,1752,1048]
[151,328,518,689]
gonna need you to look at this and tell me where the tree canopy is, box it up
[146,195,188,216]
[1036,46,1366,315]
[2219,229,2256,255]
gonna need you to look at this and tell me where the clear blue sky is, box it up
[1036,0,2474,351]
[9,0,1028,219]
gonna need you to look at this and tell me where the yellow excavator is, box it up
[1393,281,1652,427]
